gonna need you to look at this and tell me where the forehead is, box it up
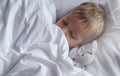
[66,13,93,39]
[66,13,80,29]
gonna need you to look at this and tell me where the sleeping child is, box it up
[56,2,105,48]
[55,2,105,66]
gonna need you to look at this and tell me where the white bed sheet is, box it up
[0,0,93,76]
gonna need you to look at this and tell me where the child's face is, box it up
[56,13,89,48]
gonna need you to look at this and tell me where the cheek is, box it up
[66,35,83,47]
[65,35,75,47]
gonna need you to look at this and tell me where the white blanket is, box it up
[0,0,92,76]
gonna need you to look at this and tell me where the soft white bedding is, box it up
[0,0,93,76]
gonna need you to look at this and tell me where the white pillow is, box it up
[54,0,120,66]
[54,0,91,20]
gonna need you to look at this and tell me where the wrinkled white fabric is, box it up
[0,0,92,76]
[69,41,97,66]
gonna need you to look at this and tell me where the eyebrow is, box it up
[63,19,67,25]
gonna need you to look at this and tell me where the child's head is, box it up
[56,2,105,48]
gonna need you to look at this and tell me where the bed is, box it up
[0,0,120,76]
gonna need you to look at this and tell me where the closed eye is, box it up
[69,31,78,40]
[69,31,76,39]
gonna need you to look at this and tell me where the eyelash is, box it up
[69,31,75,39]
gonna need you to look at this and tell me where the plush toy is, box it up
[69,41,97,66]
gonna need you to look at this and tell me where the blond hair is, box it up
[71,2,105,44]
